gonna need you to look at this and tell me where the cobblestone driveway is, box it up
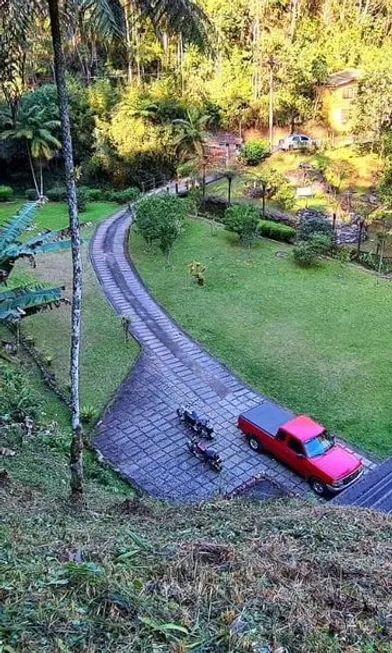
[90,208,375,502]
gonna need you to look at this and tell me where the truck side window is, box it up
[276,431,286,442]
[288,438,304,455]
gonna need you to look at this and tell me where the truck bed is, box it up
[239,400,295,437]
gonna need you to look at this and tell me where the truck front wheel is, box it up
[247,435,262,453]
[310,478,327,497]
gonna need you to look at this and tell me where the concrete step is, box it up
[333,456,392,513]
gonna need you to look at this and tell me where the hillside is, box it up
[2,419,392,652]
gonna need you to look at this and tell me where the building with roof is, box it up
[319,69,362,134]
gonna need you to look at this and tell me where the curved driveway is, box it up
[90,208,374,502]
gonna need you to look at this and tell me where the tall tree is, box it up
[1,105,61,199]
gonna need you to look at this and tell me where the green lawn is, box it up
[130,219,392,457]
[1,199,139,426]
[0,198,117,237]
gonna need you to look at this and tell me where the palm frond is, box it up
[37,129,62,148]
[29,239,72,256]
[136,0,211,49]
[24,228,70,248]
[0,284,66,322]
[79,0,125,38]
[0,202,38,254]
[4,239,72,262]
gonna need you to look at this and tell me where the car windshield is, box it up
[304,432,335,458]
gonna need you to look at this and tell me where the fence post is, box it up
[153,178,156,190]
[141,181,145,193]
[175,182,179,195]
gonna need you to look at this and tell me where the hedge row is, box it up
[258,219,296,243]
[26,186,141,204]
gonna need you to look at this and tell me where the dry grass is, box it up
[2,470,392,652]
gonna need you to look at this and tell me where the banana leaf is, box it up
[0,202,37,253]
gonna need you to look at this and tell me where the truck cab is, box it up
[238,401,363,496]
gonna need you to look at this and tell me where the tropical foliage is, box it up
[3,1,392,190]
[134,194,187,258]
[224,203,260,247]
[0,202,70,322]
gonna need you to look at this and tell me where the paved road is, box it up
[90,207,375,502]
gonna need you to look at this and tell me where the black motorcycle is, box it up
[177,405,214,439]
[187,437,222,472]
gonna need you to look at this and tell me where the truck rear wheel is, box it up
[247,435,262,453]
[310,478,327,497]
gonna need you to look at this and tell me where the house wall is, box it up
[321,82,358,134]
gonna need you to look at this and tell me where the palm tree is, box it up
[0,202,71,322]
[1,105,61,200]
[220,168,238,205]
[5,0,209,501]
[173,108,211,159]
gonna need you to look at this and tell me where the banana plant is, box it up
[0,201,71,322]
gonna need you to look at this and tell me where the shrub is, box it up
[77,188,88,213]
[86,188,104,202]
[240,141,270,166]
[274,183,296,211]
[297,216,333,241]
[25,188,38,201]
[0,185,14,202]
[188,260,206,286]
[293,234,332,267]
[259,220,296,243]
[134,194,186,258]
[0,364,41,424]
[46,186,67,202]
[356,250,392,274]
[107,187,141,204]
[81,405,98,423]
[77,186,105,202]
[224,204,260,247]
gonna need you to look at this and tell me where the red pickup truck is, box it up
[238,401,363,496]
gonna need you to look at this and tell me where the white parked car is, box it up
[279,134,313,151]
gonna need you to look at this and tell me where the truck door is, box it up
[273,430,292,465]
[285,437,307,472]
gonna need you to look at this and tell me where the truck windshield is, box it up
[304,432,334,458]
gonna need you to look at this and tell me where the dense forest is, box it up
[1,0,392,189]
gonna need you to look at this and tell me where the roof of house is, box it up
[325,69,362,88]
[283,416,325,442]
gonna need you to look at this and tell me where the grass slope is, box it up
[130,219,392,457]
[2,449,392,652]
[1,200,139,423]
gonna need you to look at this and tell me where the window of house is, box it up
[342,86,354,99]
[288,438,304,455]
[341,108,351,124]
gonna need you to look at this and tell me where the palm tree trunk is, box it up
[39,159,44,199]
[124,1,133,84]
[27,145,40,198]
[47,0,84,501]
